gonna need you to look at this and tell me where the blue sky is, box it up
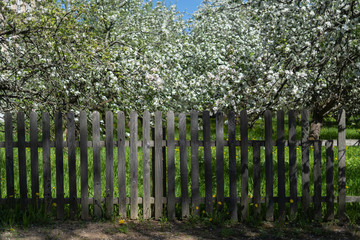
[161,0,203,19]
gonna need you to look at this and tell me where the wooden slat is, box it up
[240,110,248,220]
[253,142,261,217]
[216,112,224,210]
[301,110,310,214]
[55,112,64,219]
[130,111,138,219]
[277,110,285,221]
[228,111,237,221]
[288,110,297,217]
[191,111,200,216]
[5,112,14,205]
[67,112,77,218]
[105,111,114,218]
[92,111,102,218]
[162,127,167,198]
[203,111,212,214]
[314,140,322,220]
[17,112,27,207]
[155,111,163,219]
[325,140,334,221]
[117,111,127,218]
[265,110,273,221]
[80,111,89,220]
[179,113,189,218]
[338,109,346,220]
[42,113,51,212]
[143,111,151,219]
[167,111,175,220]
[30,112,39,201]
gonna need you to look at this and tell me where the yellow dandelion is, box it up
[10,228,15,231]
[52,202,57,207]
[36,193,40,196]
[196,206,199,210]
[250,195,253,198]
[213,194,216,198]
[254,203,258,208]
[346,186,349,189]
[202,210,206,214]
[119,219,125,225]
[9,195,13,198]
[226,212,229,215]
[209,218,213,222]
[289,199,294,203]
[52,187,55,190]
[217,201,222,205]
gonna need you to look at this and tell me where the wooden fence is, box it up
[0,109,358,221]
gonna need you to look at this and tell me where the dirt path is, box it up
[1,220,359,240]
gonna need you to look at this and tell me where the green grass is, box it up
[0,114,359,223]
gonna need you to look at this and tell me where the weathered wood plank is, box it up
[265,110,273,221]
[55,112,64,219]
[288,110,297,217]
[30,112,39,202]
[67,112,77,218]
[253,142,261,217]
[216,112,224,210]
[167,111,175,220]
[203,111,212,214]
[314,140,322,220]
[92,111,102,218]
[155,111,163,219]
[228,111,237,222]
[105,111,114,218]
[179,113,189,218]
[191,111,200,216]
[240,110,248,221]
[17,112,27,207]
[143,111,151,219]
[42,112,51,212]
[130,111,138,219]
[325,140,334,221]
[80,111,89,220]
[338,109,346,220]
[301,110,310,214]
[117,112,127,218]
[277,110,285,221]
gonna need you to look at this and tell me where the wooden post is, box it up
[191,111,200,216]
[105,111,114,218]
[338,109,346,220]
[167,111,176,220]
[277,110,285,221]
[216,112,224,211]
[5,112,14,206]
[92,111,102,218]
[130,111,138,219]
[265,110,273,221]
[143,111,151,219]
[288,110,297,217]
[42,112,51,212]
[325,140,334,221]
[203,111,213,214]
[314,140,322,220]
[253,142,261,217]
[55,112,64,219]
[67,112,78,218]
[117,112,127,218]
[30,111,39,203]
[17,112,27,208]
[179,113,189,218]
[240,110,248,220]
[228,111,237,222]
[301,110,310,214]
[80,111,89,220]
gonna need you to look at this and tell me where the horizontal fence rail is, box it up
[0,110,355,221]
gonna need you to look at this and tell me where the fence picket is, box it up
[117,112,127,218]
[55,112,64,219]
[42,112,51,212]
[179,113,189,218]
[191,111,200,216]
[314,140,322,220]
[167,111,175,220]
[130,111,138,219]
[143,111,151,219]
[289,110,297,217]
[30,112,39,202]
[338,109,346,220]
[67,112,77,218]
[253,142,261,217]
[277,110,285,221]
[5,112,14,205]
[301,110,310,214]
[80,111,89,220]
[240,110,248,220]
[105,111,114,218]
[17,112,27,208]
[265,110,273,221]
[228,111,237,221]
[92,111,102,218]
[216,112,224,210]
[326,140,334,221]
[203,111,213,214]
